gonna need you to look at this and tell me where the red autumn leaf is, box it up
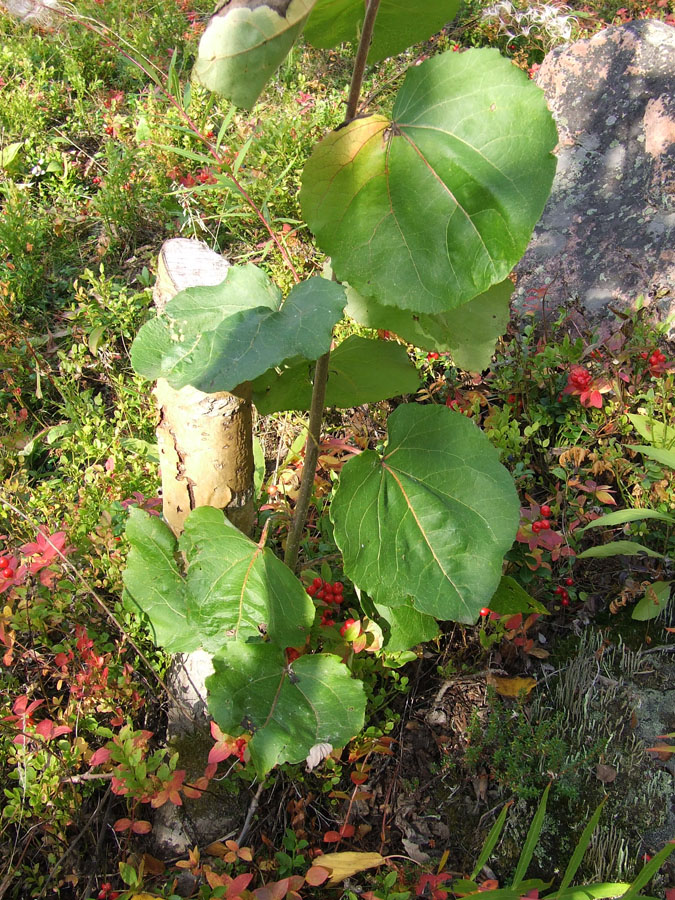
[90,747,111,766]
[305,866,330,886]
[131,820,152,834]
[323,830,341,843]
[113,818,132,832]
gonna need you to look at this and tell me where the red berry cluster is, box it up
[98,884,120,900]
[0,556,12,579]
[531,503,552,533]
[641,349,668,375]
[554,576,574,606]
[568,367,592,392]
[307,577,344,627]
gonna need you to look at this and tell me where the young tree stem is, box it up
[283,350,330,570]
[284,0,381,571]
[346,0,382,122]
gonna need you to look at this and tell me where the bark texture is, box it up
[154,238,255,536]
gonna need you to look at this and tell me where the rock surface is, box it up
[1,0,64,28]
[514,20,675,328]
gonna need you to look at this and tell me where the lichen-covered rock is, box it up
[514,20,675,327]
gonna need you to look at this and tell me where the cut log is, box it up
[153,238,255,537]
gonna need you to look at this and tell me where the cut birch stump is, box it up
[154,237,255,538]
[150,238,252,856]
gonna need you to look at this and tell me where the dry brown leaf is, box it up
[487,674,537,698]
[595,763,618,784]
[311,851,386,885]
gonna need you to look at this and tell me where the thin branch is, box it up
[283,351,331,571]
[236,781,266,846]
[345,0,383,122]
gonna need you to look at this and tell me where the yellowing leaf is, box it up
[487,674,537,698]
[311,851,386,885]
[130,894,162,900]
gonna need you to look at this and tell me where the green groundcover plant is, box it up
[123,0,560,778]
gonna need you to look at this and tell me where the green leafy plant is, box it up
[123,0,558,778]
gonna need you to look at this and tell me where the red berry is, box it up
[539,504,551,517]
[561,598,570,607]
[2,570,12,579]
[539,519,550,530]
[307,584,317,597]
[286,647,301,663]
[317,589,325,599]
[532,521,542,533]
[565,577,574,586]
[0,558,9,569]
[333,582,343,593]
[312,577,322,588]
[560,589,569,601]
[554,586,564,595]
[479,607,491,617]
[333,595,343,604]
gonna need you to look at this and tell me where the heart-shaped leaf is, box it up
[194,0,316,109]
[123,509,197,653]
[123,508,314,652]
[251,335,419,414]
[303,0,460,63]
[131,266,346,393]
[330,404,519,623]
[301,49,557,313]
[345,280,513,372]
[181,506,314,649]
[207,644,366,775]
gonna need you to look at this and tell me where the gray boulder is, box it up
[514,20,675,327]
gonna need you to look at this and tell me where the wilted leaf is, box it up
[595,764,617,784]
[194,0,316,109]
[311,851,386,885]
[306,742,333,771]
[632,581,672,621]
[487,674,537,698]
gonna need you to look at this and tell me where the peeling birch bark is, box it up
[153,238,255,537]
[150,239,253,855]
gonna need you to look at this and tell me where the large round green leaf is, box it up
[180,507,314,650]
[207,644,366,775]
[303,0,460,64]
[251,335,419,414]
[123,508,197,653]
[374,602,439,653]
[123,507,314,654]
[345,280,513,372]
[300,49,557,313]
[330,404,520,623]
[130,266,346,394]
[193,0,316,109]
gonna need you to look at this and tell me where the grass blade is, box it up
[511,784,550,889]
[619,840,675,899]
[555,799,606,897]
[471,801,512,880]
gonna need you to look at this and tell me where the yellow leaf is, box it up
[312,851,386,885]
[487,674,537,698]
[130,894,162,900]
